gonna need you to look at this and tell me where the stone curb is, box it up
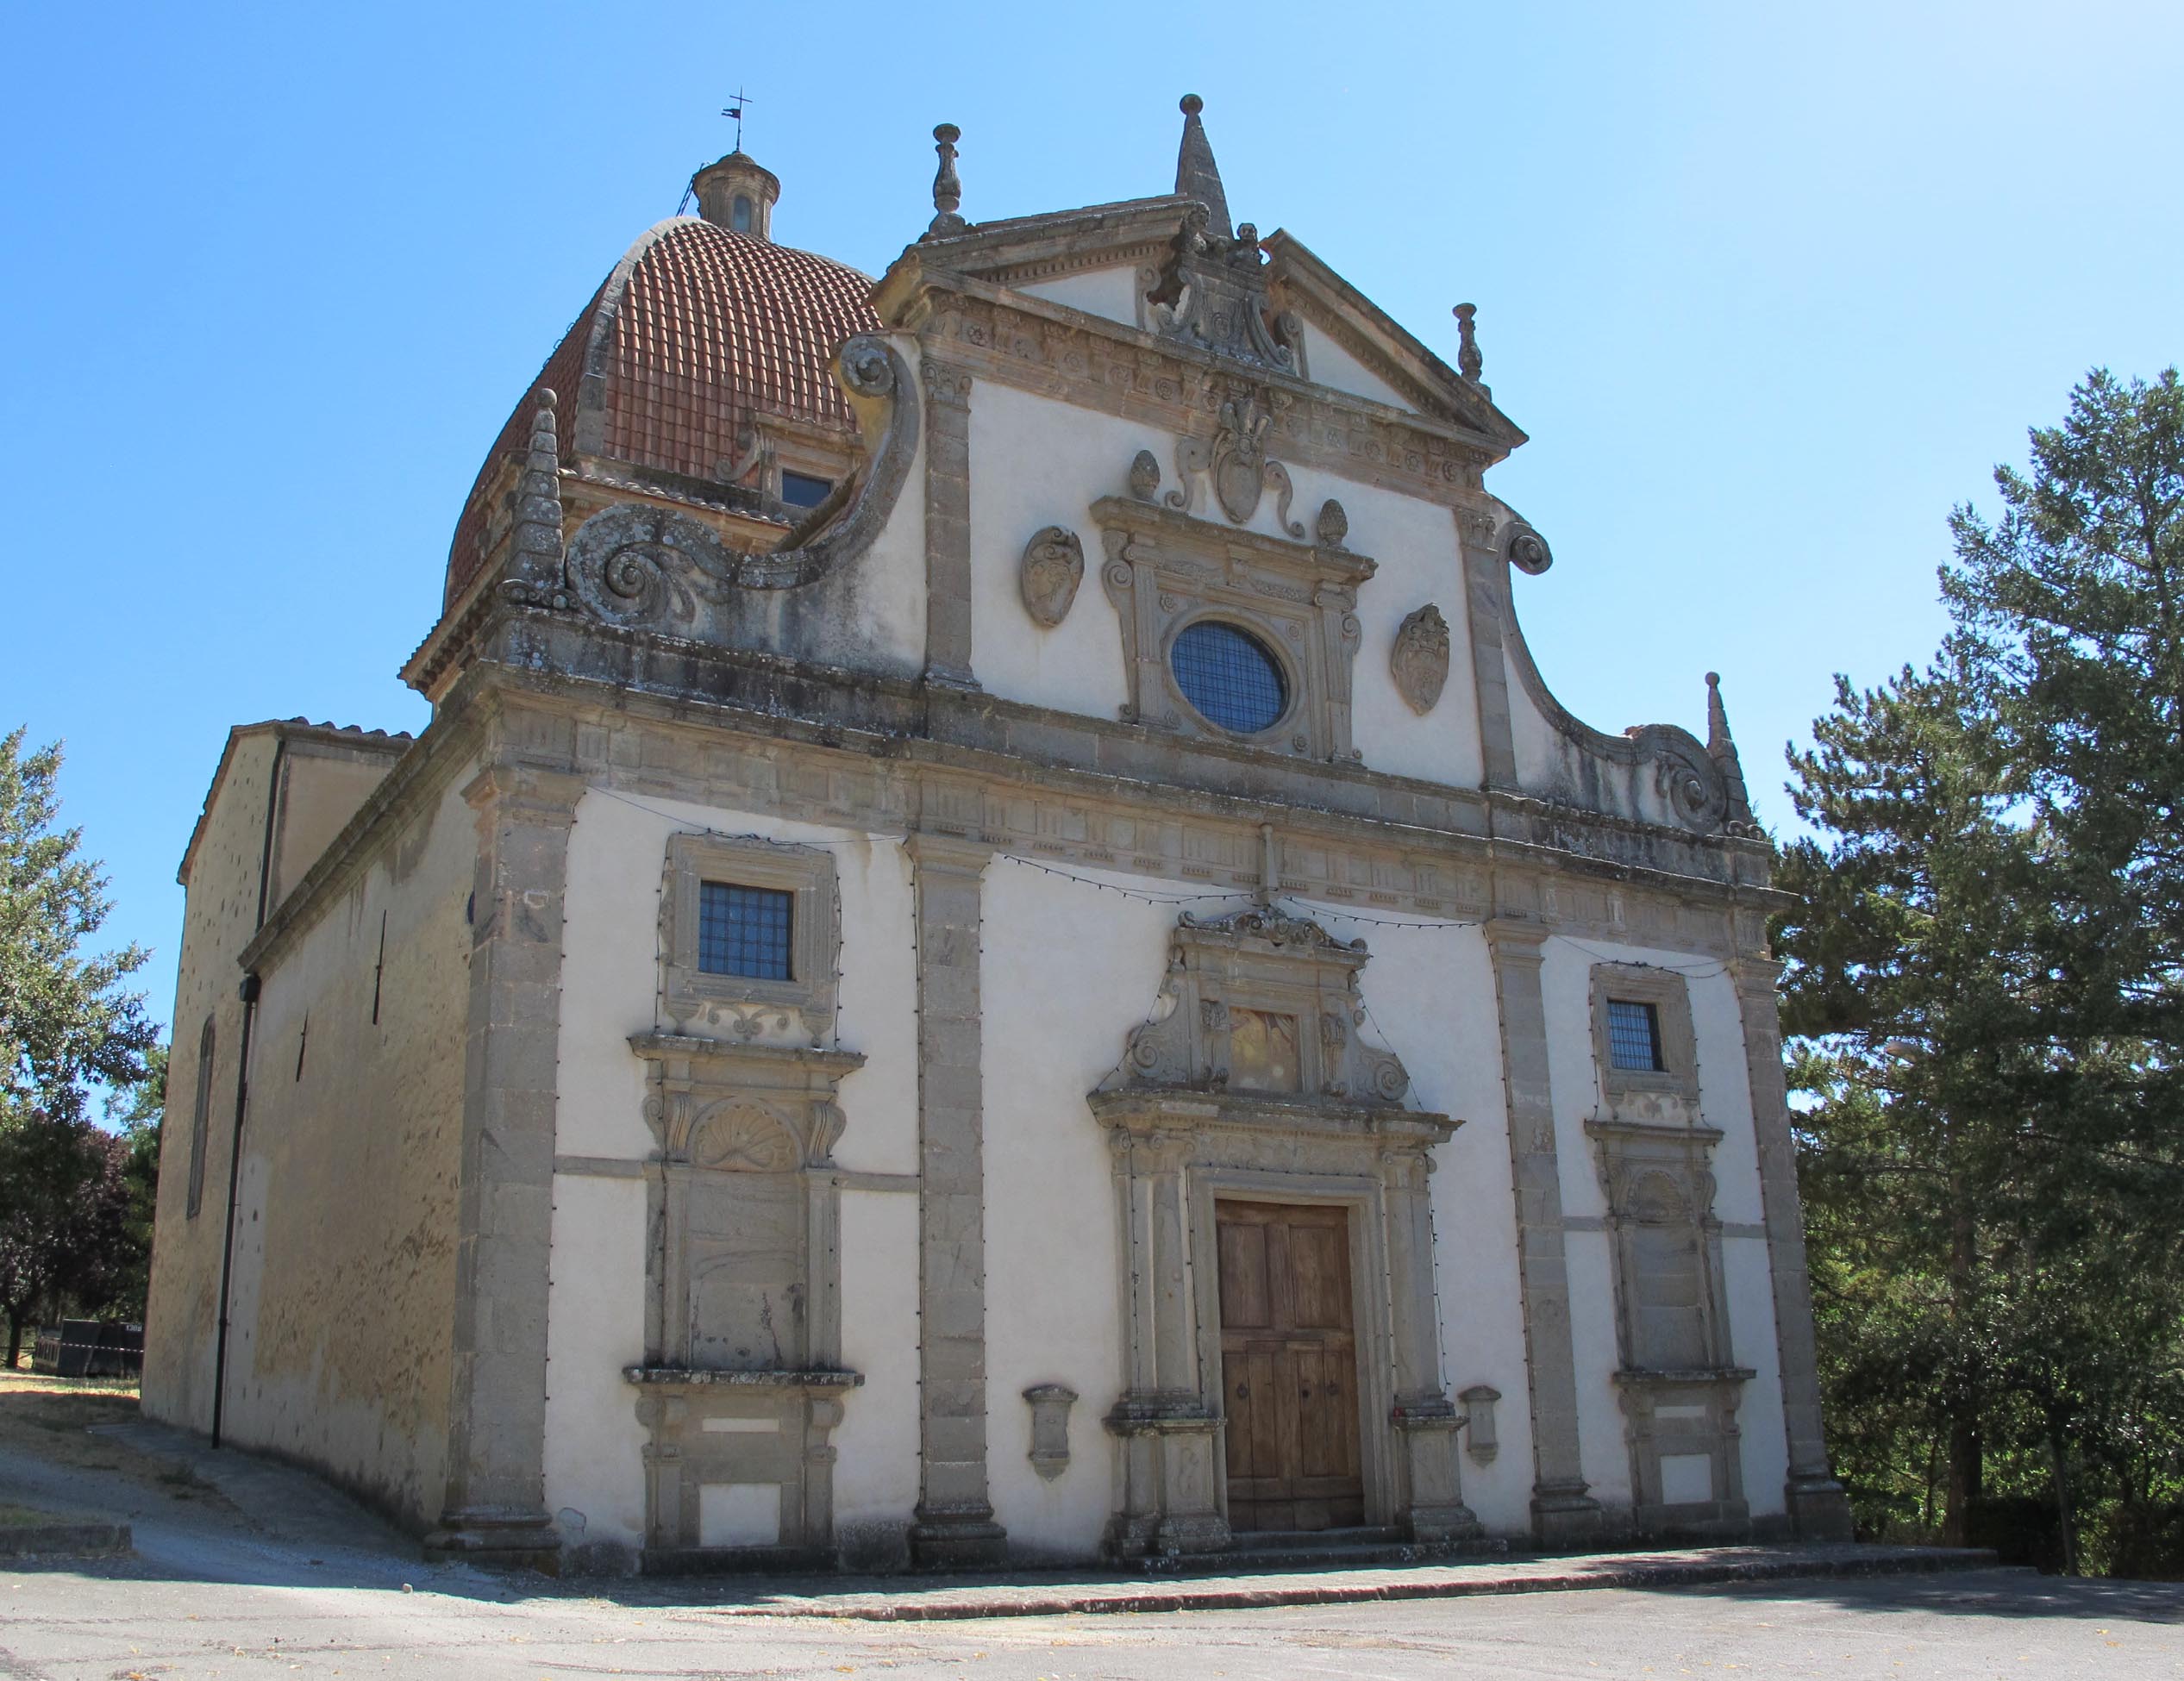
[714,1545,2004,1622]
[0,1522,132,1560]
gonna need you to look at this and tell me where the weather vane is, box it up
[721,88,754,152]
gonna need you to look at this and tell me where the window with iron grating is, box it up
[698,882,794,980]
[1606,999,1665,1072]
[1170,621,1288,734]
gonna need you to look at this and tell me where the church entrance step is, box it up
[1138,1527,1510,1575]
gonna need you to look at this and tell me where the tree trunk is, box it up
[2049,1434,2078,1575]
[4,1311,22,1372]
[1941,1197,1982,1547]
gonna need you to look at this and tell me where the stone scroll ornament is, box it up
[1018,526,1085,628]
[1167,391,1305,534]
[1390,603,1451,716]
[563,335,917,627]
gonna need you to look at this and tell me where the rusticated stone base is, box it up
[1787,1474,1856,1542]
[908,1507,1010,1571]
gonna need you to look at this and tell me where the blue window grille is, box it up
[1606,999,1664,1072]
[698,882,794,980]
[1169,621,1288,734]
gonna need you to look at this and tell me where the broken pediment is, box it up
[1096,906,1411,1106]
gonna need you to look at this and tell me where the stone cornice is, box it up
[878,271,1511,509]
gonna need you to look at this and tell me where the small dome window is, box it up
[1170,621,1288,735]
[730,194,754,234]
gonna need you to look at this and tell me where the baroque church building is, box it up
[144,99,1852,1572]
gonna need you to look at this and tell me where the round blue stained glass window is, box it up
[1170,620,1288,734]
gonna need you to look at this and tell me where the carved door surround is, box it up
[1087,906,1476,1559]
[1093,488,1374,762]
[624,1031,867,1566]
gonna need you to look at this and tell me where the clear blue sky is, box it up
[3,2,2177,1043]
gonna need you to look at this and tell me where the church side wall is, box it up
[964,383,1484,791]
[210,764,479,1530]
[1537,936,1790,1522]
[544,787,923,1562]
[144,734,280,1431]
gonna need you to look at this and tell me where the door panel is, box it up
[1216,1201,1363,1532]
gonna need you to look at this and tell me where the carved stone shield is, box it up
[1391,603,1451,716]
[1019,526,1085,628]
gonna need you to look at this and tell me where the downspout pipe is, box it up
[211,735,285,1448]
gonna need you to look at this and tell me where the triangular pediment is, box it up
[1263,232,1524,446]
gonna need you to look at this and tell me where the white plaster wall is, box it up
[967,383,1484,790]
[1272,460,1484,789]
[967,383,1142,722]
[1300,323,1413,411]
[979,859,1171,1558]
[1283,902,1536,1536]
[832,1188,922,1549]
[543,1175,648,1551]
[1020,267,1142,328]
[545,789,924,1550]
[1724,1235,1790,1518]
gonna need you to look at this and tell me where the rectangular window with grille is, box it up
[697,882,794,980]
[780,471,835,510]
[1606,998,1664,1072]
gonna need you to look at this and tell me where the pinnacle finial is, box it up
[507,387,566,598]
[1705,672,1757,833]
[926,122,967,239]
[1174,92,1232,240]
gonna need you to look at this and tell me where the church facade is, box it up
[142,99,1853,1572]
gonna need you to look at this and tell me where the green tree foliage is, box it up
[0,728,159,1364]
[1779,372,2184,1577]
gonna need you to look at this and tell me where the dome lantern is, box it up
[692,150,780,240]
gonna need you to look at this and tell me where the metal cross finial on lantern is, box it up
[1453,303,1484,384]
[721,88,755,152]
[926,123,967,239]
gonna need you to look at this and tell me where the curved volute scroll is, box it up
[559,335,919,628]
[1490,509,1755,840]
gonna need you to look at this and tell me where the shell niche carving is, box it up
[1390,603,1451,716]
[688,1101,800,1172]
[1019,525,1085,628]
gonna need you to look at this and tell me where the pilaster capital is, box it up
[904,828,994,877]
[1483,915,1549,962]
[460,761,586,826]
[919,356,974,408]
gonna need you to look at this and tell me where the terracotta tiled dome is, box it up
[444,216,882,606]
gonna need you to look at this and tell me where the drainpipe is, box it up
[211,735,285,1447]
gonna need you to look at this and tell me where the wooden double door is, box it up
[1216,1200,1365,1532]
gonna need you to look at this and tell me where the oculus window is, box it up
[1170,620,1287,734]
[780,471,835,510]
[1606,999,1664,1072]
[698,882,794,980]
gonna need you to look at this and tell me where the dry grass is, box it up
[0,1366,144,1476]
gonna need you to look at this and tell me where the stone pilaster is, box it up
[921,359,977,689]
[1457,510,1521,791]
[1384,1148,1477,1543]
[426,760,585,1568]
[904,830,1007,1568]
[1485,916,1603,1547]
[1732,954,1855,1540]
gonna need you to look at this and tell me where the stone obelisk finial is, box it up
[926,123,967,239]
[1174,94,1233,240]
[1705,672,1757,834]
[502,387,566,603]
